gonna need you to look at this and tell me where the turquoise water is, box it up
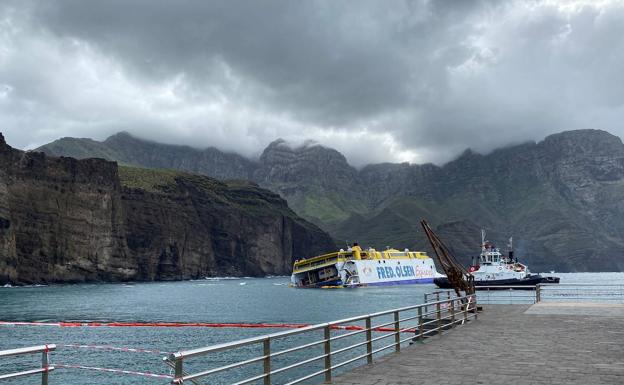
[1,273,623,384]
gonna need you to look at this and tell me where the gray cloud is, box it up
[1,0,623,166]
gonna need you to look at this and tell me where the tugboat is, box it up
[434,231,560,289]
[291,243,438,288]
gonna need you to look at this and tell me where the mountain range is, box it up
[38,129,624,272]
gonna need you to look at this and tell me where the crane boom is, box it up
[420,219,475,296]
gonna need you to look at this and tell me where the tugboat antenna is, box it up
[507,236,514,262]
[481,229,487,250]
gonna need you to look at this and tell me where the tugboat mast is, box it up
[507,236,514,263]
[481,229,487,252]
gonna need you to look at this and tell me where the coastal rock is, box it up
[0,137,335,284]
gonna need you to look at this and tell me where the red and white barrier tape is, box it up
[0,321,59,326]
[61,344,171,355]
[0,320,414,333]
[0,320,310,328]
[55,363,173,379]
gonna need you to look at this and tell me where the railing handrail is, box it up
[540,283,624,287]
[170,297,467,360]
[476,285,539,289]
[0,344,56,358]
[471,283,624,305]
[0,344,56,384]
[167,294,478,384]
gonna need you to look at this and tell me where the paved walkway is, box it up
[332,304,624,385]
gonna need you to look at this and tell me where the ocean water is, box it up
[1,273,623,384]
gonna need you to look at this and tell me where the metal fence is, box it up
[0,344,55,384]
[476,286,538,304]
[427,284,624,305]
[163,294,478,385]
[539,283,624,303]
[424,287,536,304]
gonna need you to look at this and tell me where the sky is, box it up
[1,0,623,167]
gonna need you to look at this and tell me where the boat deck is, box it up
[332,303,624,385]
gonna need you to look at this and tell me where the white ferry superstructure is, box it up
[290,244,438,288]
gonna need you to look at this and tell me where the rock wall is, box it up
[38,129,624,272]
[0,135,335,284]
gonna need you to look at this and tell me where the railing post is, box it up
[394,311,400,353]
[418,307,424,342]
[536,284,541,303]
[473,295,478,319]
[264,339,271,385]
[41,348,49,385]
[324,325,331,383]
[463,297,468,322]
[450,298,455,327]
[365,316,373,364]
[434,292,439,319]
[174,357,183,384]
[436,301,442,337]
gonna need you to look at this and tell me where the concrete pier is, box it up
[332,303,624,385]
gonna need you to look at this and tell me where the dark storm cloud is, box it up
[1,0,623,166]
[32,0,418,124]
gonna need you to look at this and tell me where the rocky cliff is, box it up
[41,132,256,180]
[335,130,624,272]
[38,129,624,272]
[0,135,335,284]
[253,139,366,225]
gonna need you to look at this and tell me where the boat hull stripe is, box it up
[361,278,434,286]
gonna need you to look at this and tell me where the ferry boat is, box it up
[291,244,438,288]
[434,231,560,289]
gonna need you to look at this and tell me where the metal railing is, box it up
[476,286,539,304]
[163,294,478,385]
[539,283,624,303]
[424,290,456,303]
[425,287,539,305]
[428,284,624,305]
[0,344,56,384]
